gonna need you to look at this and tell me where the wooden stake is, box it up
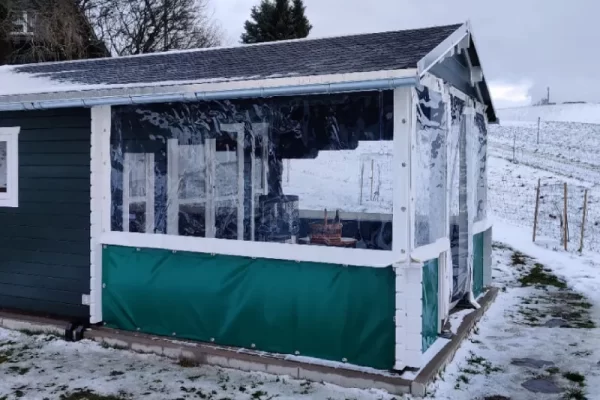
[563,182,568,251]
[579,189,588,252]
[533,178,541,242]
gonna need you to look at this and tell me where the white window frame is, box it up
[122,152,155,233]
[93,89,411,271]
[0,127,20,208]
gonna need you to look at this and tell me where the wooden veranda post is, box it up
[579,189,588,252]
[563,182,568,251]
[533,178,541,242]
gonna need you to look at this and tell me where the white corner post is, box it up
[393,85,423,370]
[90,105,112,324]
[463,103,480,309]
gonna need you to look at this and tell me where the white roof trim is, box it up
[0,69,418,106]
[417,23,469,77]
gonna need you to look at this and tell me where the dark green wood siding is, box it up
[0,108,90,319]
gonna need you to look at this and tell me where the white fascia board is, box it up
[100,231,405,268]
[417,23,470,77]
[0,69,419,106]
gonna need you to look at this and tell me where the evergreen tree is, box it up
[241,0,312,44]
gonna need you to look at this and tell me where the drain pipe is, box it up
[0,77,418,112]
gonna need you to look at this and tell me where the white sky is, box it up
[211,0,598,109]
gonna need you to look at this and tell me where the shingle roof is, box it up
[8,24,461,88]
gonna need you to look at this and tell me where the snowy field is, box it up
[498,103,600,125]
[488,120,600,252]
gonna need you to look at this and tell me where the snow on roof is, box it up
[0,24,461,99]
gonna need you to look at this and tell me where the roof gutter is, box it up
[0,77,418,112]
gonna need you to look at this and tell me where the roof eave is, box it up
[0,69,419,112]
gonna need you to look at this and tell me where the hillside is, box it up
[498,103,600,124]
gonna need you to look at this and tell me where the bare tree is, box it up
[86,0,224,56]
[0,0,108,64]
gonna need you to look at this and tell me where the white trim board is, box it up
[100,231,406,268]
[411,238,451,263]
[0,127,19,208]
[90,105,111,324]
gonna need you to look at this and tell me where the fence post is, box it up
[533,178,541,242]
[579,189,588,252]
[563,182,568,251]
[513,134,516,162]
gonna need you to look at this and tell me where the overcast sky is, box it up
[211,0,597,109]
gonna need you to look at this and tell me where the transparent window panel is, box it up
[110,91,395,250]
[474,112,488,222]
[0,141,6,193]
[414,86,448,248]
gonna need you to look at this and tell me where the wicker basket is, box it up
[309,210,343,245]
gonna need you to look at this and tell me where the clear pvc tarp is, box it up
[449,94,469,303]
[474,112,488,222]
[110,91,395,251]
[414,85,448,248]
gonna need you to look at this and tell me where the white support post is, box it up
[90,105,111,324]
[236,127,245,240]
[393,86,413,371]
[394,261,424,370]
[250,122,270,242]
[122,153,131,233]
[166,139,179,235]
[145,153,155,234]
[205,139,216,238]
[392,87,412,260]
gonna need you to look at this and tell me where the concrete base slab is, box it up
[0,287,498,397]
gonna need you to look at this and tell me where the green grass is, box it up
[59,390,128,400]
[563,387,588,400]
[563,372,586,387]
[519,263,567,289]
[547,367,560,374]
[511,251,528,266]
[177,357,200,368]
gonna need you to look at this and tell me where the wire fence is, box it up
[534,179,593,251]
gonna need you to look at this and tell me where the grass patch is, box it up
[465,352,503,375]
[8,366,30,375]
[519,263,566,289]
[547,367,560,374]
[563,372,586,387]
[60,390,127,400]
[563,387,588,400]
[511,251,528,266]
[177,357,200,368]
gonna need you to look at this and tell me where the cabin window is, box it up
[110,91,395,251]
[0,127,19,208]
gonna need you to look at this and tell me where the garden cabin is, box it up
[0,22,494,372]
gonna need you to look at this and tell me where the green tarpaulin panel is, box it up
[102,245,395,370]
[422,258,439,353]
[473,232,485,298]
